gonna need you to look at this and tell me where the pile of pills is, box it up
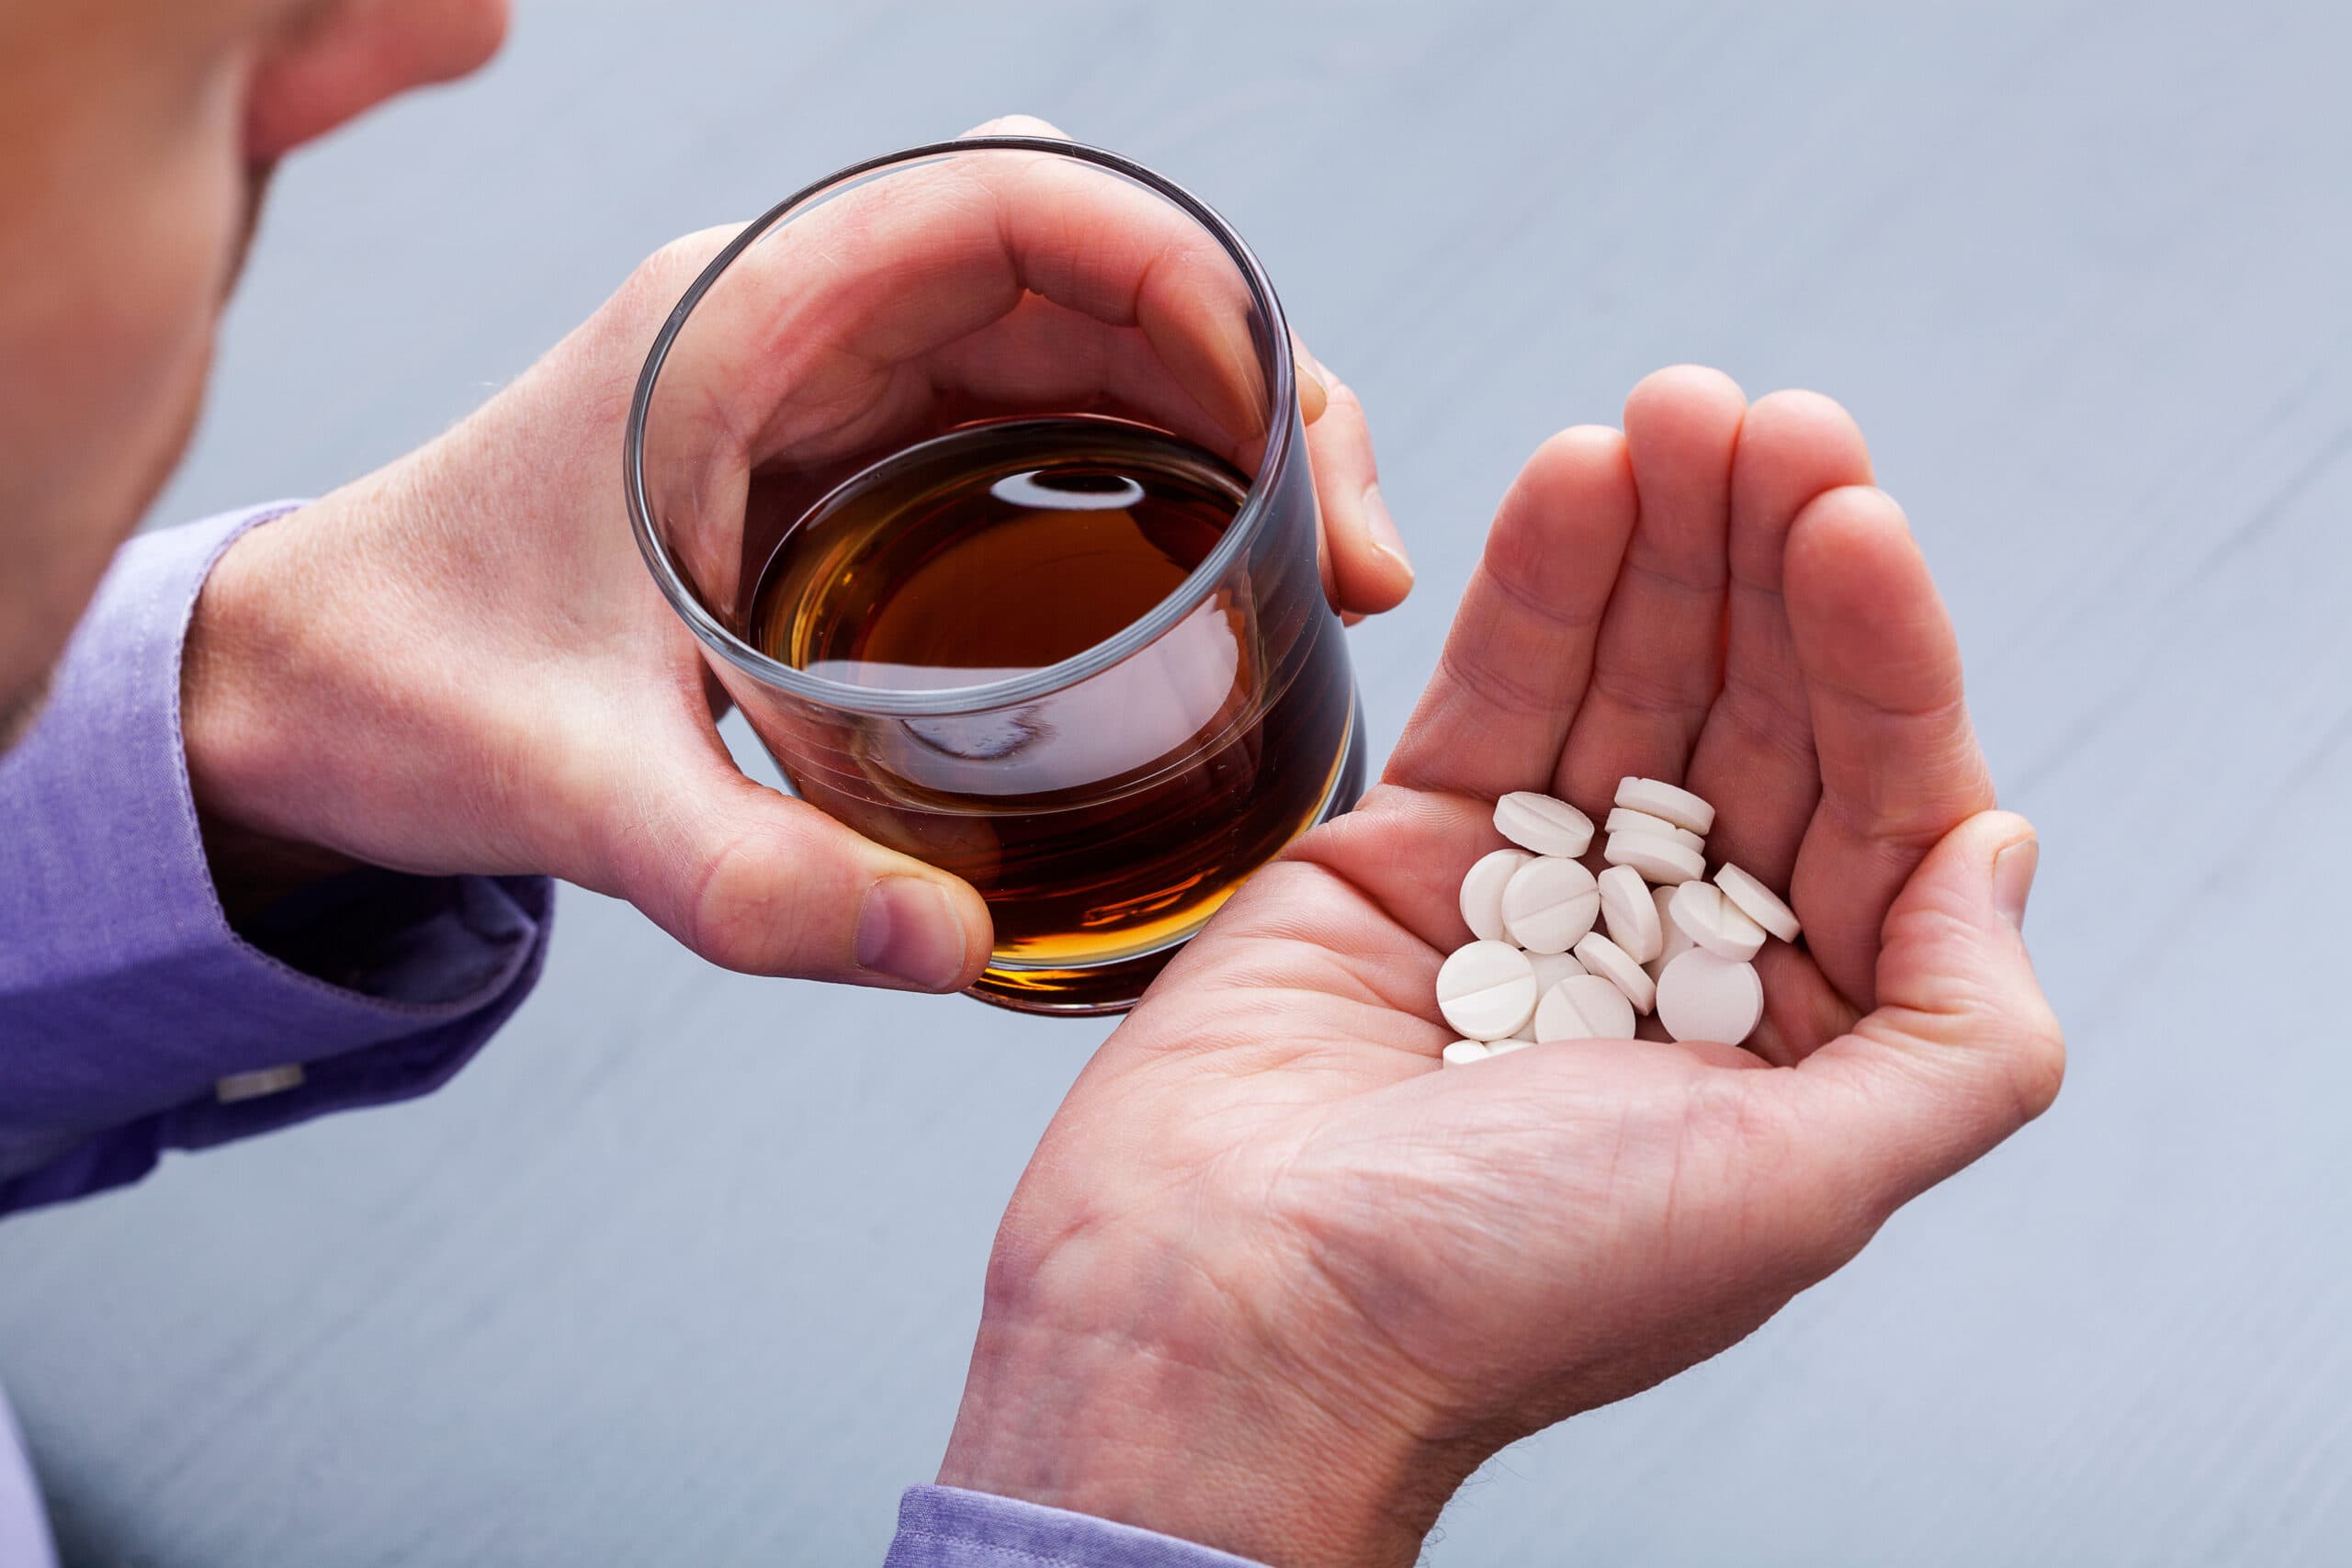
[1434,777,1803,1063]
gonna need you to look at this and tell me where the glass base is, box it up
[966,691,1368,1018]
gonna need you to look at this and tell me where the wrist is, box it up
[936,1224,1472,1568]
[181,507,359,914]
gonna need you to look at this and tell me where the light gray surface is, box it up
[4,2,2348,1562]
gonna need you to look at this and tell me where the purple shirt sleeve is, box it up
[0,504,552,1214]
[886,1487,1269,1567]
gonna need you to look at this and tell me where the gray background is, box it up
[3,1,2347,1562]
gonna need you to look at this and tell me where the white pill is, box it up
[1534,974,1637,1042]
[1596,864,1662,964]
[1459,848,1532,943]
[1715,862,1800,943]
[1604,807,1703,853]
[1603,832,1706,886]
[1499,855,1600,953]
[1645,883,1696,979]
[1656,950,1764,1045]
[1574,930,1657,1014]
[1493,792,1594,858]
[1614,777,1715,835]
[1488,1037,1534,1055]
[1442,1039,1492,1066]
[1667,880,1766,963]
[1435,941,1539,1041]
[1509,1011,1538,1042]
[1529,949,1589,995]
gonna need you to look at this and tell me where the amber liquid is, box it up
[747,416,1359,1011]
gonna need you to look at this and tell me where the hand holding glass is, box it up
[627,140,1362,1011]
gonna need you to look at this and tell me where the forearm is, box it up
[178,517,357,917]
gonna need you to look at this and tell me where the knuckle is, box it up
[1589,660,1711,727]
[1435,641,1558,723]
[1826,727,1994,851]
[685,828,825,976]
[615,229,736,321]
[2003,1005,2068,1123]
[1713,679,1817,774]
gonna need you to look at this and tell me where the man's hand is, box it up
[177,118,1410,990]
[935,368,2064,1565]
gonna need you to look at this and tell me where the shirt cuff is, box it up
[885,1487,1269,1568]
[0,505,553,1213]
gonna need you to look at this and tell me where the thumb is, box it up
[603,745,994,992]
[1788,809,2064,1216]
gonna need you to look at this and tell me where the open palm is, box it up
[938,369,2064,1568]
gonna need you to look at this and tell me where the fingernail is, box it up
[1204,314,1271,440]
[1993,837,2038,930]
[1295,355,1329,422]
[856,876,973,990]
[1361,482,1413,582]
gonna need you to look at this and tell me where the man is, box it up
[0,3,2061,1565]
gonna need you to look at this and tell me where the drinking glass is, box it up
[625,138,1362,1013]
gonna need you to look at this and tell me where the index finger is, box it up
[1385,425,1638,800]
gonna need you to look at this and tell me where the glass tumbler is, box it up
[625,138,1363,1013]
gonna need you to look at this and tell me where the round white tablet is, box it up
[1493,792,1595,858]
[1614,776,1715,836]
[1528,949,1589,995]
[1597,864,1663,964]
[1435,941,1539,1041]
[1499,855,1600,953]
[1459,848,1532,943]
[1604,807,1703,852]
[1574,930,1657,1014]
[1656,950,1764,1044]
[1603,832,1705,886]
[1534,974,1637,1042]
[1488,1036,1534,1055]
[1646,882,1696,979]
[1441,1039,1492,1066]
[1667,880,1766,962]
[1715,862,1801,943]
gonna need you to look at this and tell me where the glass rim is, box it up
[622,135,1300,719]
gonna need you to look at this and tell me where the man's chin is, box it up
[0,184,272,765]
[0,666,55,758]
[231,163,275,299]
